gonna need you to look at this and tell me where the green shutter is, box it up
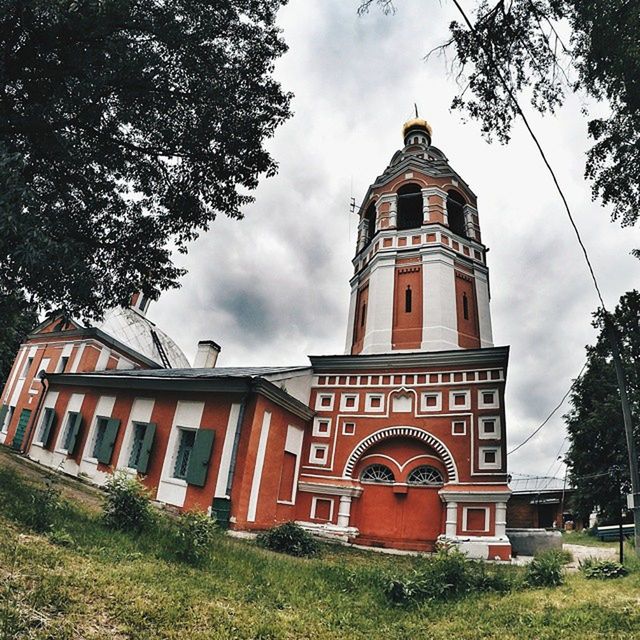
[0,404,8,427]
[136,422,156,474]
[97,418,120,465]
[39,407,56,447]
[185,429,215,487]
[65,412,82,454]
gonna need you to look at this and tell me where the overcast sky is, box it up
[151,0,640,478]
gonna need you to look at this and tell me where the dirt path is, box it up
[564,543,619,569]
[0,445,104,512]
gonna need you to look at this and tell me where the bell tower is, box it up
[346,117,494,355]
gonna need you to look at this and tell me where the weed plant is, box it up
[256,521,319,557]
[102,471,154,532]
[172,510,218,564]
[580,558,628,579]
[524,549,566,587]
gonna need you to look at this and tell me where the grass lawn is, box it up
[562,529,623,548]
[2,448,640,639]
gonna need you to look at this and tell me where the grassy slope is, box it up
[2,448,640,639]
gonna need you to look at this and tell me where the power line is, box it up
[507,362,586,455]
[450,0,607,311]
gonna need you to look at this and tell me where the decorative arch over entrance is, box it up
[343,427,458,482]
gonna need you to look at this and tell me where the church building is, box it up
[0,118,512,559]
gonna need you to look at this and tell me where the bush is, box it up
[172,510,218,564]
[47,529,75,547]
[580,558,628,579]
[524,550,565,587]
[386,547,517,605]
[256,522,319,557]
[102,472,153,532]
[26,475,61,533]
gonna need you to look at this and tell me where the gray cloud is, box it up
[149,0,640,478]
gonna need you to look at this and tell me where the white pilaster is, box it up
[421,252,460,351]
[421,188,430,223]
[388,195,397,228]
[495,502,507,538]
[445,501,458,537]
[337,495,352,527]
[361,255,395,354]
[474,269,494,348]
[344,284,358,354]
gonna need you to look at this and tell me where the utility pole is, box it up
[606,315,640,556]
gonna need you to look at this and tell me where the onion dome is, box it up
[402,117,432,146]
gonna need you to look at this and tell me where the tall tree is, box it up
[0,0,291,321]
[358,1,640,249]
[0,293,38,387]
[564,291,640,523]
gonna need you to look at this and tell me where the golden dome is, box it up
[402,117,432,139]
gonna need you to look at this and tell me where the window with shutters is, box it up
[174,429,196,480]
[92,417,109,458]
[58,411,81,453]
[35,407,55,446]
[128,422,147,469]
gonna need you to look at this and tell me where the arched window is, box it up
[364,203,376,247]
[407,466,444,486]
[360,464,395,484]
[446,190,466,238]
[397,184,423,231]
[462,293,469,320]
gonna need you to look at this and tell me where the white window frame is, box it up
[342,421,356,436]
[462,506,489,532]
[451,420,466,436]
[449,389,470,411]
[365,393,384,413]
[315,393,335,411]
[310,496,334,521]
[309,443,329,465]
[55,355,70,373]
[420,391,442,412]
[55,411,76,454]
[479,446,502,470]
[339,393,359,412]
[478,388,499,409]
[312,417,332,438]
[1,406,14,434]
[20,357,34,379]
[479,416,501,440]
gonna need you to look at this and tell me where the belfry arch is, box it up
[343,426,458,482]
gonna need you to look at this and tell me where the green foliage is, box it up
[386,547,518,604]
[47,528,75,547]
[580,558,628,580]
[0,291,38,387]
[359,1,640,241]
[564,291,640,523]
[24,474,61,534]
[256,521,320,558]
[102,471,153,532]
[172,510,218,564]
[525,550,566,587]
[0,0,292,320]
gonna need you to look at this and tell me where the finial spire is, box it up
[414,103,419,118]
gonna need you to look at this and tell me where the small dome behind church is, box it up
[98,306,190,369]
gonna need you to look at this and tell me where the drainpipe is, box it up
[21,373,48,455]
[211,390,249,528]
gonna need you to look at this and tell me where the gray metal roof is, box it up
[509,477,570,494]
[81,366,310,379]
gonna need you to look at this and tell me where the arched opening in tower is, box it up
[447,190,467,238]
[364,203,376,246]
[397,184,423,230]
